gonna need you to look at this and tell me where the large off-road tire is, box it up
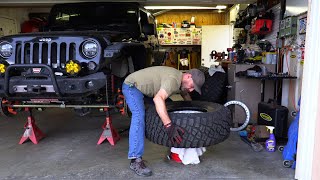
[145,101,232,148]
[190,67,228,104]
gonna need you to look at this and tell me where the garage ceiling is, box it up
[0,0,256,6]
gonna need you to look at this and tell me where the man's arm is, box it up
[180,90,192,101]
[154,88,185,144]
[153,89,171,125]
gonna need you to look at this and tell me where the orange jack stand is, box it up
[19,108,45,144]
[97,108,120,146]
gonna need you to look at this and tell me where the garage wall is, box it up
[156,11,228,26]
[0,7,50,34]
[264,4,281,50]
[281,12,307,122]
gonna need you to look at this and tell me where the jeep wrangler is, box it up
[0,2,157,116]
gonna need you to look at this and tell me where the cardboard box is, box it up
[255,125,270,139]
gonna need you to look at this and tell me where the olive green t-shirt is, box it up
[124,66,183,97]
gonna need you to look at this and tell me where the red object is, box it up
[115,88,125,115]
[97,108,120,145]
[21,17,47,33]
[19,108,45,144]
[251,19,273,35]
[301,48,305,60]
[1,99,18,116]
[170,152,182,163]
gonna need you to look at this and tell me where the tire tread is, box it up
[145,101,232,148]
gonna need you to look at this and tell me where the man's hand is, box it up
[164,122,185,144]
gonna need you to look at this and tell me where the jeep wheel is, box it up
[145,101,232,148]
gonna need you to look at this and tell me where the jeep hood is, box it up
[0,31,134,42]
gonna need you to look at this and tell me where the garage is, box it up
[0,0,318,179]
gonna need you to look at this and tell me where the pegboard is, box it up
[241,4,281,52]
[264,4,281,49]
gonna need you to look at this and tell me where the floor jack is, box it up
[97,107,120,146]
[19,108,45,144]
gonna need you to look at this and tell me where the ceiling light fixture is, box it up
[216,5,227,9]
[144,6,225,10]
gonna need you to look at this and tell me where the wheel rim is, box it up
[224,100,250,132]
[172,110,205,113]
[169,107,207,114]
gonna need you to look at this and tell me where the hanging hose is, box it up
[224,100,250,132]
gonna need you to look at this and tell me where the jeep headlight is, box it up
[0,42,13,58]
[81,40,98,59]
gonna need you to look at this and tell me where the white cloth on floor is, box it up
[208,65,225,76]
[171,147,206,165]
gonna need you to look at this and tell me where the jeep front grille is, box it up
[15,42,77,68]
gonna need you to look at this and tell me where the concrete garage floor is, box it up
[0,109,295,179]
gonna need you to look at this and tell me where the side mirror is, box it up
[142,24,155,35]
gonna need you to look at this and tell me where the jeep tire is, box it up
[145,101,232,148]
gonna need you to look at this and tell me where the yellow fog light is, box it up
[0,63,6,74]
[66,60,81,75]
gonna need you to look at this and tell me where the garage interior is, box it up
[0,0,318,179]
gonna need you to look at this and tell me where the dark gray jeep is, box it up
[0,2,157,115]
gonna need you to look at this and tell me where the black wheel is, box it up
[283,160,293,168]
[190,67,228,104]
[145,101,232,148]
[278,146,284,152]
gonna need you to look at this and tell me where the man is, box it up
[122,66,205,177]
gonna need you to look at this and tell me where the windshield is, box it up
[48,3,140,32]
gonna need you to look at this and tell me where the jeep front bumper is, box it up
[0,64,106,101]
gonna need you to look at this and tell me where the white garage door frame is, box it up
[295,0,320,179]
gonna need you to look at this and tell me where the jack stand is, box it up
[19,108,45,144]
[97,108,120,146]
